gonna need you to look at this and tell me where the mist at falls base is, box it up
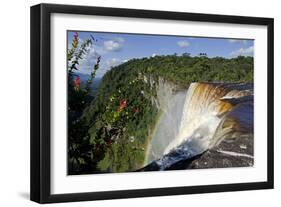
[143,82,253,171]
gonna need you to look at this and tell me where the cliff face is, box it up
[143,75,184,110]
[143,75,187,164]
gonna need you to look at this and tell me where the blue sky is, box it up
[68,31,254,78]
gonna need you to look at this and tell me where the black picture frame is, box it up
[30,3,274,204]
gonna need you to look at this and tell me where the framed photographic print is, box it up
[30,3,274,203]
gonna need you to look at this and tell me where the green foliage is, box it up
[126,55,253,85]
[69,53,253,174]
[82,71,158,173]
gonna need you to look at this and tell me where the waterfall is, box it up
[144,82,253,170]
[145,91,186,164]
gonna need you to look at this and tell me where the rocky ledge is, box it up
[187,134,253,169]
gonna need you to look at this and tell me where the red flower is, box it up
[133,107,140,114]
[74,76,80,89]
[118,99,127,112]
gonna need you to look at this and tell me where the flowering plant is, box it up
[67,32,102,174]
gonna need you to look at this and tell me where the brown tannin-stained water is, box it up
[145,82,253,170]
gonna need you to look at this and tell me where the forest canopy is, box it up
[106,55,253,86]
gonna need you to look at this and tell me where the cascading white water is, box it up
[145,82,253,169]
[145,91,186,163]
[164,83,232,155]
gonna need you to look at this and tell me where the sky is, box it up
[67,31,254,78]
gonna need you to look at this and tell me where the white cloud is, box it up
[95,58,124,78]
[177,40,190,48]
[68,35,125,75]
[228,39,248,45]
[228,39,239,43]
[105,58,123,68]
[151,53,157,57]
[103,38,124,52]
[115,37,125,43]
[230,46,254,57]
[71,39,125,75]
[76,43,102,74]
